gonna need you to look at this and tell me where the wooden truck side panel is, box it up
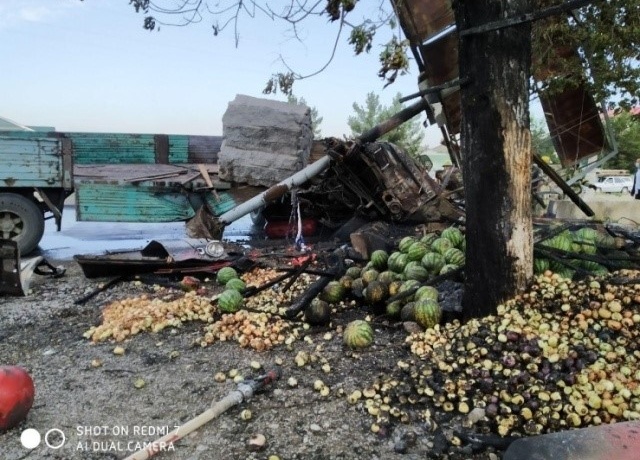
[0,136,66,189]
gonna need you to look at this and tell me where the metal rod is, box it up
[532,153,595,217]
[399,78,468,103]
[460,0,595,36]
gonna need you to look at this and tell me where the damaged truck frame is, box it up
[0,92,602,263]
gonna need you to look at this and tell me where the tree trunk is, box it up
[455,0,534,319]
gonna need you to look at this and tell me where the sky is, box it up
[0,0,445,147]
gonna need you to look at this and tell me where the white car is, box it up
[592,175,634,193]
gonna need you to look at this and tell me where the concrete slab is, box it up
[503,421,640,460]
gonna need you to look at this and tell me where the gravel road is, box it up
[0,259,492,460]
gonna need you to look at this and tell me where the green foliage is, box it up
[349,23,375,55]
[530,117,554,157]
[378,37,410,87]
[533,0,640,107]
[602,111,640,169]
[348,92,425,158]
[287,94,323,138]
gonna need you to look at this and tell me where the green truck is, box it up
[0,129,234,255]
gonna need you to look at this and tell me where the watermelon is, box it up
[595,233,617,249]
[399,280,420,302]
[216,266,238,285]
[388,280,403,297]
[555,269,575,280]
[534,258,550,274]
[420,233,439,248]
[441,227,464,248]
[343,320,374,349]
[542,235,572,252]
[361,269,380,286]
[431,238,454,255]
[579,260,608,275]
[351,278,365,298]
[443,248,465,266]
[415,285,439,302]
[388,253,409,273]
[404,263,430,282]
[321,281,345,303]
[364,281,389,305]
[571,242,583,253]
[386,300,403,318]
[414,299,442,329]
[218,289,243,313]
[225,278,246,293]
[573,227,598,243]
[407,242,429,262]
[398,236,417,253]
[400,302,417,321]
[439,264,458,275]
[581,242,598,255]
[339,275,354,291]
[370,250,389,270]
[346,266,362,279]
[305,299,331,326]
[377,271,397,285]
[421,252,446,274]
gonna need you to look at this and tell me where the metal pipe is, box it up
[218,156,331,225]
[532,153,595,217]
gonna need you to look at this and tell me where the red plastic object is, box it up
[0,366,35,431]
[265,219,317,239]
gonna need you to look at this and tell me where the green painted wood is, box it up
[69,133,157,164]
[0,137,63,187]
[205,192,236,215]
[75,183,196,222]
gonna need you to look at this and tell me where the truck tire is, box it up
[0,193,45,255]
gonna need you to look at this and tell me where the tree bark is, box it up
[455,0,534,319]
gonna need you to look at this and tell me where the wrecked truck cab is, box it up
[255,139,463,236]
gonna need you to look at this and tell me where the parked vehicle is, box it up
[591,175,634,193]
[0,130,233,255]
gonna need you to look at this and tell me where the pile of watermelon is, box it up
[535,227,624,279]
[215,267,245,313]
[309,225,468,330]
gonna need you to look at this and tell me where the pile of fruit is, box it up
[534,226,628,279]
[198,268,317,351]
[84,290,215,342]
[304,226,467,335]
[350,269,640,438]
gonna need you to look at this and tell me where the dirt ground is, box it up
[0,259,496,460]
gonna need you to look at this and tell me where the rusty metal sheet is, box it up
[540,82,608,167]
[392,0,461,135]
[393,0,607,160]
[74,239,246,278]
[392,0,454,44]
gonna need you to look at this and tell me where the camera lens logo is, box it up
[20,429,40,449]
[21,428,66,449]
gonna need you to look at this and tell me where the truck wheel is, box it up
[0,193,45,255]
